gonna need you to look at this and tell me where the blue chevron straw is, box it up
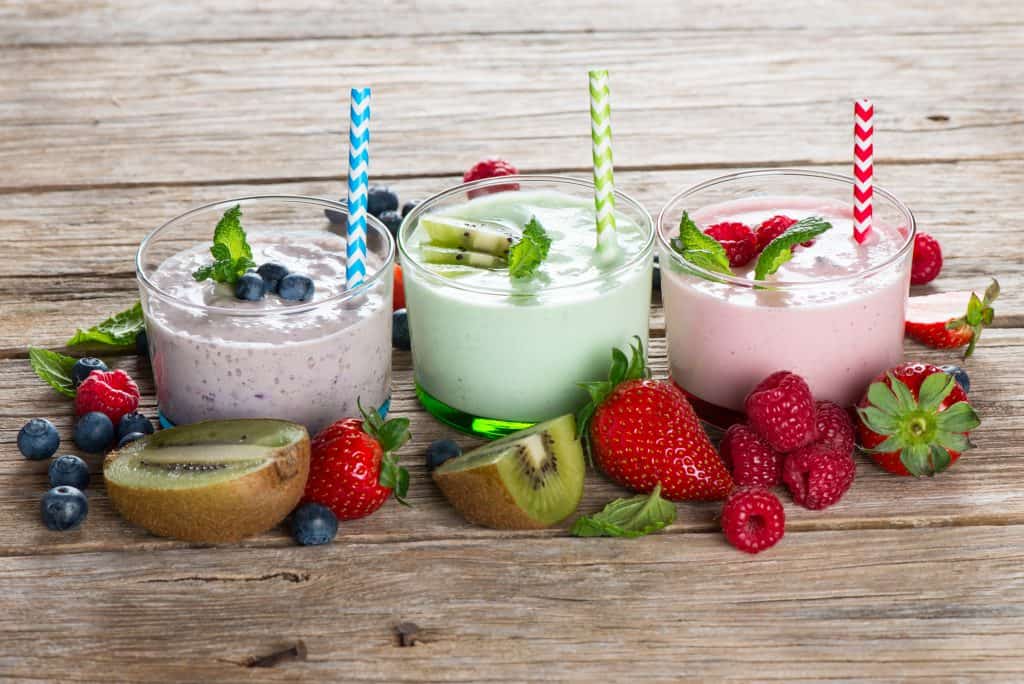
[346,87,371,289]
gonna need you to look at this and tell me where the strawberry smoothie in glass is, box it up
[657,169,915,427]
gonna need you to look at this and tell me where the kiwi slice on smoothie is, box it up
[420,216,516,257]
[421,245,508,269]
[432,414,584,529]
[104,419,309,543]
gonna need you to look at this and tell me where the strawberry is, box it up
[463,157,520,198]
[905,279,999,357]
[856,362,980,476]
[74,369,140,424]
[720,487,785,554]
[303,402,411,520]
[393,263,406,311]
[744,371,818,453]
[910,232,943,285]
[814,400,855,455]
[782,443,855,510]
[704,222,757,267]
[578,338,733,501]
[719,423,783,488]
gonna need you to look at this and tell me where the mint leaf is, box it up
[28,347,78,398]
[67,302,145,348]
[192,204,254,284]
[570,484,676,538]
[508,216,552,279]
[669,212,732,277]
[753,216,832,280]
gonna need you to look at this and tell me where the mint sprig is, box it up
[192,205,256,284]
[67,302,144,348]
[358,399,412,506]
[508,216,552,279]
[28,347,78,398]
[753,216,832,280]
[669,212,732,277]
[571,484,676,538]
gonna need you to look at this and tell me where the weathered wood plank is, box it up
[0,27,1021,190]
[1,327,1020,557]
[1,0,1016,46]
[1,525,1022,681]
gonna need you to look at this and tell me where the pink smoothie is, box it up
[660,196,912,414]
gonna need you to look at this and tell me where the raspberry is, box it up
[744,371,818,453]
[721,487,785,554]
[719,423,783,488]
[910,232,943,285]
[463,157,519,198]
[755,214,814,252]
[74,369,140,425]
[704,222,756,267]
[814,400,855,455]
[782,443,856,510]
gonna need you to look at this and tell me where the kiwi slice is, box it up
[104,419,310,543]
[420,216,516,257]
[432,414,584,529]
[421,245,508,269]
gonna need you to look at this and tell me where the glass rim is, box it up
[136,194,395,316]
[656,168,917,289]
[397,174,655,296]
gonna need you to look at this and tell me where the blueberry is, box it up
[401,200,420,218]
[73,412,114,453]
[48,455,90,490]
[940,364,971,394]
[235,272,266,301]
[279,274,315,302]
[117,412,155,440]
[136,329,150,358]
[17,418,60,460]
[257,262,290,293]
[367,185,399,218]
[379,209,402,238]
[325,203,348,225]
[117,431,147,449]
[426,439,461,471]
[392,309,411,351]
[40,486,88,531]
[291,502,338,546]
[72,357,108,387]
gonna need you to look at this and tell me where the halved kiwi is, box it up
[420,216,516,257]
[103,419,310,543]
[432,414,584,529]
[421,245,508,269]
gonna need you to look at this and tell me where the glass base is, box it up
[415,382,534,439]
[157,397,392,431]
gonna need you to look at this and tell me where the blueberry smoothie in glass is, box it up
[137,196,393,434]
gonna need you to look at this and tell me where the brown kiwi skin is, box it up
[103,425,310,543]
[433,464,554,531]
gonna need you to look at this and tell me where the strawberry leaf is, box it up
[575,336,648,441]
[888,374,918,412]
[935,430,971,453]
[866,381,901,416]
[916,372,956,413]
[934,402,981,433]
[858,406,900,435]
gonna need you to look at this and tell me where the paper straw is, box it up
[346,87,371,288]
[589,69,619,255]
[852,98,874,244]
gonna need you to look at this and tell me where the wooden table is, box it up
[2,2,1023,680]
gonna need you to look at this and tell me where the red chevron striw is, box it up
[854,144,874,161]
[855,101,874,116]
[854,207,873,223]
[854,123,874,139]
[854,186,873,203]
[854,166,873,183]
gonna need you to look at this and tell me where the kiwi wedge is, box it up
[432,414,584,530]
[421,245,508,269]
[420,216,516,257]
[104,419,310,543]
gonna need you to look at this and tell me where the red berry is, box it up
[463,157,520,198]
[782,443,856,510]
[74,369,140,425]
[704,222,756,267]
[755,215,797,252]
[393,263,405,311]
[814,400,855,455]
[910,232,943,286]
[721,487,785,554]
[719,424,783,488]
[744,371,818,453]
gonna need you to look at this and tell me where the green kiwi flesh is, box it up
[420,215,517,257]
[421,245,507,269]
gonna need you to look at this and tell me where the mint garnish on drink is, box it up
[192,204,256,284]
[753,216,832,280]
[570,484,676,538]
[507,216,552,279]
[67,301,144,348]
[669,212,732,277]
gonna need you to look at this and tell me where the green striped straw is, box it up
[589,69,619,256]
